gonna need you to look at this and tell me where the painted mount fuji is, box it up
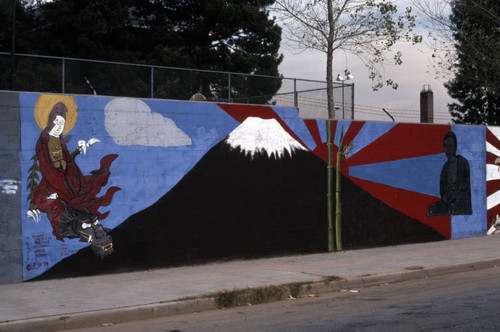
[225,117,307,159]
[33,118,444,280]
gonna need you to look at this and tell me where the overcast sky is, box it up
[276,0,454,124]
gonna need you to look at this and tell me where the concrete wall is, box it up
[0,91,495,283]
[0,92,23,283]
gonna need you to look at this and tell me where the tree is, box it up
[410,0,500,80]
[445,0,499,125]
[0,0,40,89]
[410,0,500,125]
[272,0,420,251]
[409,0,456,81]
[147,0,283,103]
[1,0,283,102]
[273,0,420,118]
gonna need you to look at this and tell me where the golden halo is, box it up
[34,94,78,135]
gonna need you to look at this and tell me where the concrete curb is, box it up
[2,257,500,332]
[305,257,500,296]
[0,298,217,332]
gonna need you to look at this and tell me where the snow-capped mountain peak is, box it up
[225,117,307,159]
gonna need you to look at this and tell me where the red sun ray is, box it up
[312,121,340,163]
[331,120,337,144]
[343,121,365,147]
[487,179,500,196]
[350,177,451,239]
[303,119,323,147]
[487,151,500,165]
[347,123,451,167]
[487,128,500,151]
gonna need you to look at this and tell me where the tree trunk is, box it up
[326,0,335,119]
[326,0,336,252]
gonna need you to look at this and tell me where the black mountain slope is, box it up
[32,141,445,280]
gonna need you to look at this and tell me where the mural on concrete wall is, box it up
[26,95,120,258]
[14,92,487,281]
[486,127,500,232]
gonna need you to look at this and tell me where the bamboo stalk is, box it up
[335,125,344,251]
[327,119,334,252]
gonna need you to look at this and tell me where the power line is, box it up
[270,90,451,122]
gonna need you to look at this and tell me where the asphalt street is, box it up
[1,235,499,331]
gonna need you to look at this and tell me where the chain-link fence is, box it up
[0,52,354,119]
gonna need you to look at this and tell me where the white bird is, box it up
[78,138,101,155]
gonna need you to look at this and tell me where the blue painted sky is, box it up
[20,94,241,279]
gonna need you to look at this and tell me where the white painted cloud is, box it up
[104,98,191,147]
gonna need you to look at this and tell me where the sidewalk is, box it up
[1,235,500,331]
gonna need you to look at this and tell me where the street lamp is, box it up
[336,74,354,120]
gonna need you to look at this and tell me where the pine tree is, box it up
[1,0,282,102]
[142,0,283,103]
[446,0,500,125]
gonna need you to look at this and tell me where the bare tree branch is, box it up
[273,0,420,99]
[410,0,500,80]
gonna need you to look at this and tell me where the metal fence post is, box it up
[10,0,16,90]
[0,52,331,108]
[294,78,298,107]
[228,73,231,103]
[150,66,154,98]
[62,58,65,93]
[351,83,355,120]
